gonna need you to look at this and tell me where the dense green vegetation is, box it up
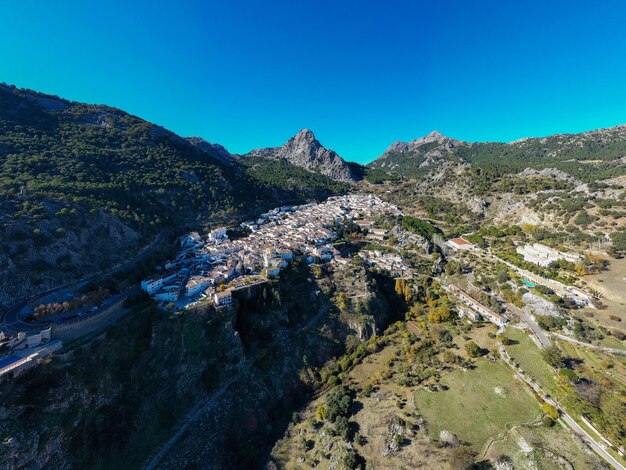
[0,86,260,233]
[368,130,626,182]
[401,216,440,239]
[610,228,626,257]
[0,85,350,240]
[240,156,350,196]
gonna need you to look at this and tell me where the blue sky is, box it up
[2,1,626,163]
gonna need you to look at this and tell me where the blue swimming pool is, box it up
[521,280,535,287]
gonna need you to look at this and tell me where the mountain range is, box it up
[2,83,626,470]
[368,126,626,181]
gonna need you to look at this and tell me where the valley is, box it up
[1,85,626,470]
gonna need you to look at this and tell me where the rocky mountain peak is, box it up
[382,130,458,156]
[426,130,444,139]
[245,129,357,183]
[294,128,316,141]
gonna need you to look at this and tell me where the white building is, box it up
[185,275,212,297]
[154,287,180,302]
[152,271,188,302]
[141,272,178,295]
[354,219,374,229]
[209,227,228,242]
[180,232,202,248]
[367,228,387,241]
[24,328,52,349]
[516,243,582,267]
[447,238,475,251]
[0,340,63,382]
[214,290,232,306]
[449,285,508,327]
[277,249,294,261]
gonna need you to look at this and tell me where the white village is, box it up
[141,194,403,308]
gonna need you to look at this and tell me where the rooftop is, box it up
[449,237,473,246]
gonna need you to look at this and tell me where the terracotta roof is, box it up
[449,237,472,245]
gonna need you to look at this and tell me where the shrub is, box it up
[541,345,566,368]
[464,341,482,358]
[325,386,353,422]
[558,368,578,382]
[542,402,560,420]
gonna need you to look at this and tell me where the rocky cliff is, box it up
[0,199,141,309]
[245,129,358,183]
[0,260,401,469]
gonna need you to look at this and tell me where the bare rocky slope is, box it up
[245,129,359,183]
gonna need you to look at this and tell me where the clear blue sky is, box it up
[2,1,626,163]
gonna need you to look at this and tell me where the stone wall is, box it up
[51,287,137,341]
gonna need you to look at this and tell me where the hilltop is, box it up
[245,129,360,183]
[369,126,626,181]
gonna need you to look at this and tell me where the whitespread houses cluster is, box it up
[141,195,401,307]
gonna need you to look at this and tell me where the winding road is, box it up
[0,233,166,334]
[499,345,625,470]
[143,370,244,470]
[549,332,626,356]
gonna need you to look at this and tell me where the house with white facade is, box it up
[449,285,508,327]
[141,272,178,295]
[516,243,582,267]
[277,249,294,261]
[140,195,403,306]
[209,227,228,242]
[214,290,232,306]
[354,219,374,229]
[185,275,212,297]
[447,238,475,251]
[180,231,202,248]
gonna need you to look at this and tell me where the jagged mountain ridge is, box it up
[244,129,359,182]
[369,125,626,181]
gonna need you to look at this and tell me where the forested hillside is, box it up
[0,85,264,233]
[0,84,349,307]
[370,127,626,181]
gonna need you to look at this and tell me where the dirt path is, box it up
[550,332,626,355]
[143,368,245,470]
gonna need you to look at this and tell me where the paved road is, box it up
[550,332,626,356]
[500,345,625,470]
[0,233,165,334]
[507,303,551,348]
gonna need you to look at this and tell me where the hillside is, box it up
[0,261,400,469]
[0,85,349,308]
[369,126,626,181]
[245,129,359,183]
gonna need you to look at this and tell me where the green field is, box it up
[506,328,560,397]
[486,423,604,469]
[414,359,541,453]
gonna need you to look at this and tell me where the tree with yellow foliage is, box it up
[428,303,452,323]
[542,402,559,420]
